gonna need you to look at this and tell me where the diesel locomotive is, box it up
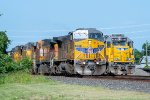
[11,45,23,62]
[105,34,135,75]
[10,28,135,75]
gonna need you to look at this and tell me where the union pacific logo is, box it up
[76,47,104,54]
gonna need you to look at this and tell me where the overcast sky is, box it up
[0,0,150,51]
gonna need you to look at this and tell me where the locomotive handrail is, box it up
[75,52,82,59]
[50,52,54,67]
[98,45,106,62]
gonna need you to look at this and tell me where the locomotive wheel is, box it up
[55,66,61,75]
[91,64,105,75]
[67,64,74,74]
[38,64,49,75]
[32,66,38,75]
[38,65,43,75]
[50,65,57,75]
[96,64,106,75]
[59,63,74,75]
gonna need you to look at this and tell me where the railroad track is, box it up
[82,75,150,82]
[48,73,150,82]
[50,75,150,93]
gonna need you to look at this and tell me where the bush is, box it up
[0,53,7,74]
[0,54,33,74]
[0,54,17,73]
[0,54,10,83]
[0,54,16,84]
[0,55,33,84]
[17,57,33,71]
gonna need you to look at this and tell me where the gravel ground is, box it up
[50,76,150,93]
[133,68,150,76]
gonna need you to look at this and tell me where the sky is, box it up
[0,0,150,51]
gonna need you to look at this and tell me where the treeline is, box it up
[134,42,150,64]
[0,31,32,84]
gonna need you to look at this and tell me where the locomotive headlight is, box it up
[114,58,119,61]
[88,40,91,44]
[82,62,86,64]
[96,62,99,64]
[127,58,132,61]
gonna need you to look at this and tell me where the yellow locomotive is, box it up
[105,34,135,75]
[11,46,23,62]
[22,42,35,59]
[71,28,106,75]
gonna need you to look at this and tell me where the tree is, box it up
[134,49,143,64]
[0,31,10,54]
[142,42,150,56]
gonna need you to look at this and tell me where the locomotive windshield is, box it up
[128,41,133,47]
[88,33,102,41]
[112,38,127,46]
[113,41,126,46]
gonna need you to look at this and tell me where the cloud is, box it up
[106,30,150,34]
[99,24,150,30]
[131,35,150,39]
[7,29,70,33]
[8,35,53,38]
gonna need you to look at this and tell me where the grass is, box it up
[0,71,150,100]
[4,71,50,84]
[0,70,50,84]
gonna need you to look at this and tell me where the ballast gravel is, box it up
[50,76,150,93]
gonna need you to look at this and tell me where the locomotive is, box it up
[11,45,23,62]
[36,28,106,75]
[105,34,135,75]
[10,28,135,76]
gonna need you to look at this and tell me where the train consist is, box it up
[10,28,135,75]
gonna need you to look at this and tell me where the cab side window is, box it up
[128,42,133,48]
[89,33,103,41]
[107,42,111,48]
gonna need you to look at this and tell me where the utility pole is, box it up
[146,40,148,67]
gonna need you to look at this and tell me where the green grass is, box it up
[0,71,150,100]
[0,70,51,84]
[5,71,50,84]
